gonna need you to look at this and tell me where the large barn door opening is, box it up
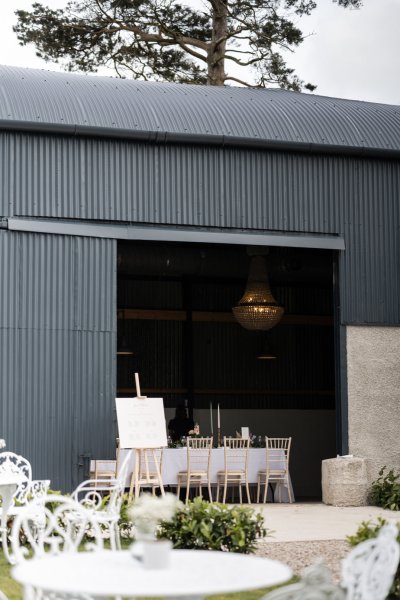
[116,241,337,499]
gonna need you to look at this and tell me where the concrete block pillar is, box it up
[322,457,369,506]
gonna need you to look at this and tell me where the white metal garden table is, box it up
[13,549,292,599]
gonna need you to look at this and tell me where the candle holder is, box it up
[217,428,222,448]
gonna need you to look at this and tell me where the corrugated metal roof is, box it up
[0,65,399,151]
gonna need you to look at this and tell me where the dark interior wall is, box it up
[117,319,334,412]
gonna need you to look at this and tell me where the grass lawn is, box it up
[0,550,293,600]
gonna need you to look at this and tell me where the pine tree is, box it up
[14,0,362,90]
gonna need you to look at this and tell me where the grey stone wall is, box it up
[347,326,400,483]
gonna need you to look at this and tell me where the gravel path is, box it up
[255,539,350,582]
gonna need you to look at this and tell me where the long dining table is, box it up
[96,447,294,502]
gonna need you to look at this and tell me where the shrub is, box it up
[370,467,400,510]
[157,497,268,553]
[347,518,400,600]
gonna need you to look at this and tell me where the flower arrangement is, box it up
[167,436,186,448]
[0,439,5,449]
[249,434,265,448]
[188,423,200,436]
[128,493,183,538]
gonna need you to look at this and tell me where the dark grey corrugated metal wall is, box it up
[1,132,399,324]
[0,230,116,491]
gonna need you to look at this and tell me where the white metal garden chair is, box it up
[0,451,50,563]
[261,560,345,599]
[261,523,399,600]
[71,450,131,550]
[0,590,8,600]
[341,522,399,600]
[0,451,32,505]
[10,493,104,565]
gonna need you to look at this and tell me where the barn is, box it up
[0,65,399,496]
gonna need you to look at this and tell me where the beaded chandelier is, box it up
[232,254,284,331]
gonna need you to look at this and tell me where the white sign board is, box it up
[241,427,249,439]
[115,397,168,449]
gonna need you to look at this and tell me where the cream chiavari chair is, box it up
[216,437,250,504]
[90,437,120,487]
[257,437,293,503]
[92,460,117,484]
[177,437,213,504]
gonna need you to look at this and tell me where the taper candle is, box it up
[135,372,141,397]
[217,403,220,428]
[210,400,214,435]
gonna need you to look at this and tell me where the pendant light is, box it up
[232,249,284,331]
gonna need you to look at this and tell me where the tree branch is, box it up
[224,75,257,87]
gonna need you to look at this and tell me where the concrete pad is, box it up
[254,502,400,542]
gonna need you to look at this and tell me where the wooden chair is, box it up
[257,437,293,503]
[216,437,250,504]
[261,560,345,599]
[128,448,164,498]
[90,437,120,486]
[10,493,104,564]
[72,450,131,550]
[92,459,117,484]
[177,437,213,504]
[342,522,400,600]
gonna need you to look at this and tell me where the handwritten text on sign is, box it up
[115,397,167,449]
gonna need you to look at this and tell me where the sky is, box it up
[0,0,399,105]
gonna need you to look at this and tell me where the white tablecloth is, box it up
[91,448,294,502]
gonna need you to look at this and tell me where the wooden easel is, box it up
[129,372,165,499]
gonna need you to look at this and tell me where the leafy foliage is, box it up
[157,497,268,552]
[346,516,394,546]
[14,0,362,89]
[347,518,400,600]
[370,467,400,511]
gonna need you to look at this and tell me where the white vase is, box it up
[142,539,173,570]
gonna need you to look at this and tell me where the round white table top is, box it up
[13,549,292,597]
